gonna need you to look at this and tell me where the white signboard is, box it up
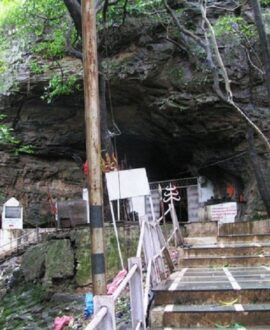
[207,202,237,223]
[82,188,90,223]
[106,168,150,201]
[129,196,146,217]
[2,197,23,229]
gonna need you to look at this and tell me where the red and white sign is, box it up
[207,202,237,223]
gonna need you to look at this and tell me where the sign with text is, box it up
[207,202,237,223]
[2,197,23,229]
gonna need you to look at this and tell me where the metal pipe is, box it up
[136,219,146,257]
[112,264,138,301]
[84,307,108,330]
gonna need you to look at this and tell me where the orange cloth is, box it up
[226,183,235,198]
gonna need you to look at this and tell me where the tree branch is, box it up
[199,0,270,151]
[63,0,82,36]
[65,16,83,60]
[163,0,206,50]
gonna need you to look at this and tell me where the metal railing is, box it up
[0,228,56,260]
[84,201,182,330]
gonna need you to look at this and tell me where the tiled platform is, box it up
[150,225,270,328]
[157,266,270,290]
[151,267,270,327]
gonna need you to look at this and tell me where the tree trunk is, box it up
[250,0,270,102]
[246,128,270,216]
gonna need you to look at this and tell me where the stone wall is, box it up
[20,224,139,287]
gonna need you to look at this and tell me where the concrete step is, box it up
[150,303,270,328]
[219,219,270,236]
[178,255,270,267]
[153,267,270,305]
[218,234,270,244]
[184,236,217,245]
[181,243,270,258]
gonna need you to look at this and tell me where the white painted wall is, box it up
[198,177,215,204]
[187,185,199,222]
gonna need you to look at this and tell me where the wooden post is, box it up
[81,0,106,294]
[128,257,146,329]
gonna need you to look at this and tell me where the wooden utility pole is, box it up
[81,0,106,295]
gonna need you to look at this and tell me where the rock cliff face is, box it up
[0,10,270,223]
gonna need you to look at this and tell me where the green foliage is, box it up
[253,212,268,220]
[0,114,34,154]
[16,144,35,155]
[168,66,184,82]
[0,114,19,145]
[261,0,270,7]
[127,0,163,15]
[0,0,69,60]
[29,61,44,74]
[0,0,22,27]
[33,30,66,59]
[214,15,256,39]
[0,59,6,74]
[42,74,81,103]
[98,0,163,25]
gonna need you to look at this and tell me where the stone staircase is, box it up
[150,220,270,329]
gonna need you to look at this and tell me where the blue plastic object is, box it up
[84,293,94,319]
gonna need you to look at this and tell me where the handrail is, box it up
[84,306,108,330]
[0,228,57,250]
[84,263,139,330]
[112,263,138,301]
[0,228,57,261]
[143,260,152,316]
[136,220,146,257]
[135,321,142,330]
[0,231,35,250]
[84,196,182,330]
[156,206,171,224]
[167,227,177,243]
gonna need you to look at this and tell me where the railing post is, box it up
[36,226,40,242]
[128,257,146,330]
[94,295,116,330]
[170,202,184,246]
[156,224,174,273]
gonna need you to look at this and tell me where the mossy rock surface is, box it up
[21,243,47,281]
[45,239,74,283]
[72,229,92,286]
